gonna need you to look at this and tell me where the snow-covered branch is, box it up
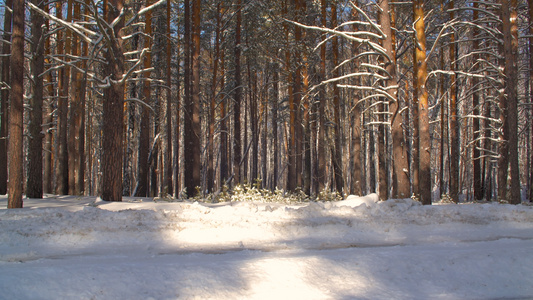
[117,47,150,85]
[27,2,97,44]
[125,0,166,27]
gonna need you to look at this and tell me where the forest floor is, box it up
[1,194,533,299]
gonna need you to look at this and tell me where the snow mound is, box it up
[1,195,533,299]
[335,193,380,208]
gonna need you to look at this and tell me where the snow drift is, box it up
[0,195,532,299]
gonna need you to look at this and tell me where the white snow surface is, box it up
[1,194,533,300]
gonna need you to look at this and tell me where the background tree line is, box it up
[1,0,532,207]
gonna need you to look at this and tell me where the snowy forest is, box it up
[1,0,532,207]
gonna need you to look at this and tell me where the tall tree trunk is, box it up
[219,48,228,187]
[43,7,54,194]
[449,0,459,203]
[8,0,24,208]
[208,1,223,193]
[412,46,420,198]
[385,1,409,199]
[262,76,269,189]
[56,1,69,195]
[472,2,483,201]
[27,0,46,198]
[192,0,202,194]
[165,0,173,196]
[78,6,88,195]
[284,0,296,191]
[68,1,85,195]
[414,0,431,205]
[134,0,153,197]
[294,0,303,190]
[331,0,344,194]
[0,0,12,195]
[233,0,242,186]
[529,0,533,202]
[438,17,446,198]
[498,0,520,204]
[302,41,311,194]
[123,9,141,196]
[101,0,125,201]
[483,95,493,201]
[348,2,362,196]
[378,0,393,200]
[272,64,279,190]
[184,0,201,197]
[250,69,259,182]
[174,43,182,197]
[316,0,327,194]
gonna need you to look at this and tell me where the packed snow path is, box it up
[1,195,532,299]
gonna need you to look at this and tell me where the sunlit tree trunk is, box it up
[414,0,431,205]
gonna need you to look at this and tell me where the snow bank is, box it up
[0,194,532,299]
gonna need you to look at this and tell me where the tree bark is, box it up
[385,1,409,199]
[414,0,431,205]
[316,0,327,194]
[183,0,201,197]
[55,1,69,195]
[0,0,12,195]
[332,0,344,194]
[529,0,533,202]
[233,0,242,186]
[208,1,222,193]
[101,0,125,201]
[165,0,173,196]
[498,0,520,204]
[134,0,153,197]
[191,0,202,194]
[27,0,46,199]
[43,7,54,194]
[378,0,394,200]
[472,2,483,201]
[272,64,279,190]
[68,0,85,195]
[7,0,24,208]
[219,48,228,187]
[449,0,459,203]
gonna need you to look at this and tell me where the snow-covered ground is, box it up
[1,194,532,300]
